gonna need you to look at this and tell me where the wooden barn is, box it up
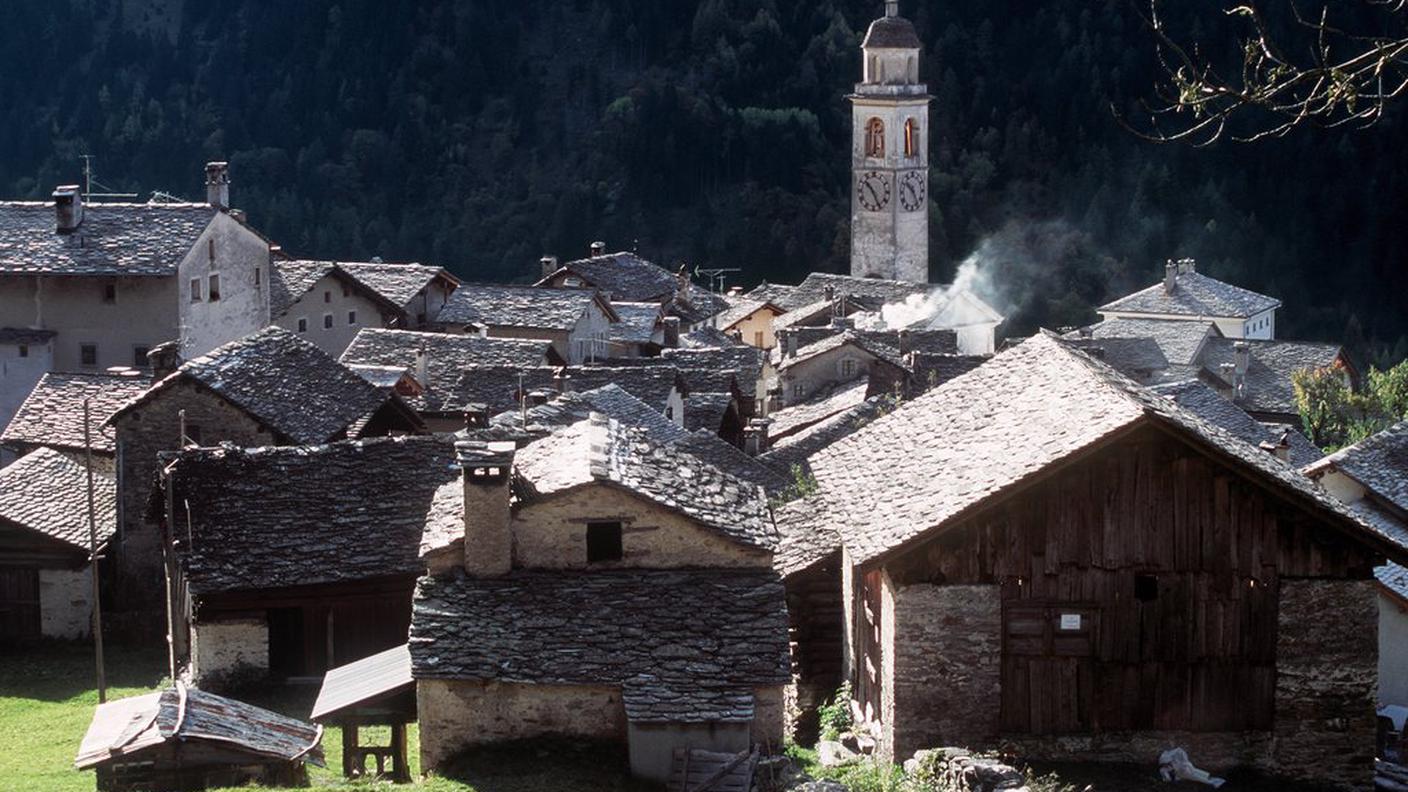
[75,683,323,791]
[810,333,1401,791]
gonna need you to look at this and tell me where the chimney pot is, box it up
[590,241,607,257]
[1232,341,1250,401]
[1179,258,1197,274]
[146,341,182,381]
[1163,260,1177,295]
[540,255,559,280]
[205,162,230,208]
[456,440,516,577]
[661,316,681,348]
[743,418,771,456]
[414,345,430,386]
[53,185,83,233]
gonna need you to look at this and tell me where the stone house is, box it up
[0,447,114,641]
[1099,259,1281,340]
[336,261,459,329]
[605,301,667,358]
[0,371,149,470]
[434,283,618,364]
[0,328,56,437]
[535,246,730,329]
[773,498,845,744]
[1150,379,1324,469]
[339,328,564,432]
[106,327,423,627]
[1194,336,1352,425]
[809,332,1400,790]
[714,299,786,349]
[161,435,458,685]
[411,417,790,782]
[768,331,909,407]
[1303,422,1408,712]
[0,164,272,427]
[267,260,407,356]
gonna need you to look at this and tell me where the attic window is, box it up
[80,344,97,367]
[586,521,623,563]
[18,345,28,358]
[254,266,261,287]
[324,291,331,304]
[133,346,150,368]
[840,357,858,378]
[1135,573,1159,602]
[190,278,202,302]
[347,310,357,325]
[297,317,308,333]
[102,282,117,304]
[323,313,334,330]
[207,274,221,301]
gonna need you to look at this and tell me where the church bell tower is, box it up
[850,1,930,283]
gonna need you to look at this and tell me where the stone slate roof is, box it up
[338,261,456,308]
[543,252,730,318]
[665,345,764,390]
[75,683,323,770]
[0,327,57,345]
[1065,318,1219,366]
[1306,420,1408,516]
[1063,336,1170,375]
[513,415,777,551]
[670,429,791,495]
[0,202,215,276]
[862,14,922,49]
[167,435,458,595]
[340,329,558,414]
[680,324,750,349]
[758,398,889,474]
[908,353,988,393]
[811,332,1392,567]
[0,447,115,554]
[436,284,610,329]
[1378,562,1408,602]
[269,260,403,319]
[773,331,905,372]
[608,302,663,345]
[564,366,683,412]
[1196,337,1345,417]
[449,366,559,415]
[742,282,800,309]
[2,372,149,454]
[110,327,394,445]
[484,384,687,444]
[1151,379,1323,468]
[790,272,928,311]
[1101,269,1282,319]
[773,497,839,577]
[410,567,791,721]
[683,392,735,433]
[768,380,871,440]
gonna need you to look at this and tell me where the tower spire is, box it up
[885,1,898,18]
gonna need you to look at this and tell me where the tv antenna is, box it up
[148,191,187,204]
[79,155,138,201]
[693,265,742,294]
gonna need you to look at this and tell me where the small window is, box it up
[208,274,221,301]
[324,291,331,304]
[904,118,920,157]
[347,310,357,325]
[190,278,202,302]
[865,117,885,158]
[133,346,150,368]
[18,344,29,358]
[840,357,858,378]
[342,285,350,298]
[254,266,262,287]
[80,344,97,367]
[586,522,624,563]
[323,313,334,329]
[207,238,215,262]
[297,318,308,333]
[1135,573,1159,602]
[102,282,117,304]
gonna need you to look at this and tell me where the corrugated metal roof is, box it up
[311,644,414,721]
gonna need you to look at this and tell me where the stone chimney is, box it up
[786,331,799,358]
[205,162,230,208]
[1163,259,1177,295]
[590,241,607,257]
[898,329,912,356]
[1233,341,1250,401]
[1260,428,1292,463]
[1179,258,1197,274]
[53,186,83,233]
[675,265,691,302]
[414,345,430,386]
[457,440,516,577]
[661,316,681,348]
[540,255,559,280]
[743,418,771,456]
[146,341,182,381]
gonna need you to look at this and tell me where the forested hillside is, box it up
[2,0,1406,363]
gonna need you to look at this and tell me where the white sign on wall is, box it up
[1059,613,1082,631]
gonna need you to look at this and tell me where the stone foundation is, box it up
[189,617,269,687]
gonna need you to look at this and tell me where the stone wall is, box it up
[0,338,54,440]
[1273,577,1377,791]
[417,679,626,770]
[881,582,1001,763]
[777,347,877,406]
[627,722,752,782]
[39,566,92,639]
[1380,589,1408,708]
[178,213,272,358]
[113,382,270,619]
[190,616,269,686]
[0,273,179,373]
[513,485,771,570]
[271,272,394,357]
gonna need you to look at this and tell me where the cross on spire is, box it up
[885,0,899,17]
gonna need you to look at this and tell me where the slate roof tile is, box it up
[811,332,1390,567]
[0,447,115,553]
[683,392,735,433]
[543,252,730,319]
[269,260,404,319]
[768,380,871,441]
[337,262,456,308]
[1065,318,1219,366]
[714,299,783,332]
[563,366,682,412]
[483,384,686,443]
[608,302,664,345]
[670,429,790,495]
[1306,420,1408,516]
[436,284,606,329]
[1101,269,1281,318]
[1378,561,1408,601]
[772,497,839,578]
[512,415,777,551]
[167,435,459,595]
[1196,337,1345,417]
[1151,379,1323,468]
[862,14,922,48]
[0,327,57,345]
[0,202,215,276]
[409,567,791,722]
[111,327,392,446]
[3,372,149,453]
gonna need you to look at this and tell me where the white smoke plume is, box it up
[855,246,1002,331]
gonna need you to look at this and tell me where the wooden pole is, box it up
[83,399,107,703]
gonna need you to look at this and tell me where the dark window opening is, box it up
[323,314,334,329]
[17,345,27,358]
[80,344,97,366]
[324,291,331,304]
[1135,573,1159,602]
[208,274,221,301]
[297,318,308,333]
[102,282,117,303]
[184,424,202,445]
[254,266,261,287]
[586,522,623,563]
[189,278,202,302]
[348,310,357,325]
[133,346,150,368]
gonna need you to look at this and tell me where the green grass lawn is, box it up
[0,641,657,792]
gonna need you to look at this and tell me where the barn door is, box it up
[0,568,41,641]
[1000,603,1099,734]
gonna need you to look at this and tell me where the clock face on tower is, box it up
[857,171,891,212]
[899,171,927,212]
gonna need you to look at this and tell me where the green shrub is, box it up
[817,681,853,741]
